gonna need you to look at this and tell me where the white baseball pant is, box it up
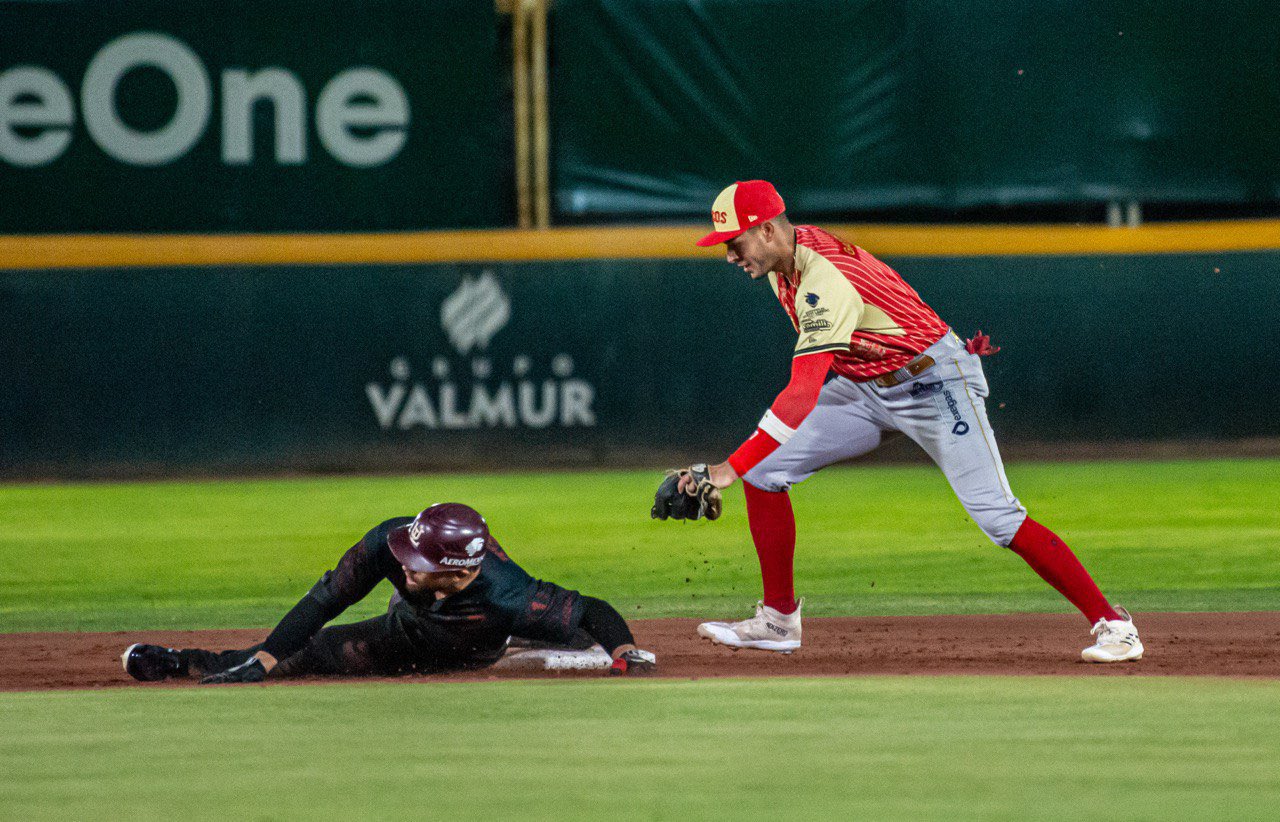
[743,330,1028,546]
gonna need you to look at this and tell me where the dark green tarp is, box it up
[552,0,1280,219]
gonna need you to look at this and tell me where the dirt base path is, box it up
[4,612,1278,693]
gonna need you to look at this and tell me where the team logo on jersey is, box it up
[464,537,485,556]
[804,292,819,307]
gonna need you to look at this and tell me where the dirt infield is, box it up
[3,611,1278,692]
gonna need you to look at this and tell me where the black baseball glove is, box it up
[201,656,267,685]
[651,463,723,521]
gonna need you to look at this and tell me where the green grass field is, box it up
[4,678,1280,820]
[3,459,1279,820]
[2,459,1278,631]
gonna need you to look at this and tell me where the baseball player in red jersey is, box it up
[655,180,1142,663]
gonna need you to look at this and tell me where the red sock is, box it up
[1008,517,1121,624]
[743,482,797,614]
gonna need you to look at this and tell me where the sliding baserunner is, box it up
[123,503,655,683]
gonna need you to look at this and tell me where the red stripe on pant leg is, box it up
[743,482,797,614]
[1009,517,1121,624]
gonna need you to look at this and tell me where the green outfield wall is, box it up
[3,0,1278,234]
[2,249,1276,476]
[0,0,507,232]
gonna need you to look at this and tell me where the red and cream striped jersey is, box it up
[767,225,948,381]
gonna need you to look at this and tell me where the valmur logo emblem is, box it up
[366,272,598,432]
[440,272,511,355]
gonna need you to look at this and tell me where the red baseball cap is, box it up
[695,180,786,247]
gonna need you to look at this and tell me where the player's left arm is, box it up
[579,596,657,675]
[510,580,655,673]
[577,596,639,657]
[506,576,650,665]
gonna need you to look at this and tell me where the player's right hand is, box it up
[201,657,267,684]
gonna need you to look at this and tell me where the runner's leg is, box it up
[273,614,418,677]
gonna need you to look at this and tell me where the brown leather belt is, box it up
[872,355,936,388]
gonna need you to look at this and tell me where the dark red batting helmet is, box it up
[387,503,490,573]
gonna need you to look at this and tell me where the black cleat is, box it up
[121,643,185,682]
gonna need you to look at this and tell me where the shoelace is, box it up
[1092,619,1135,646]
[733,602,766,627]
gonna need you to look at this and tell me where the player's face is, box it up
[724,225,781,279]
[402,566,480,595]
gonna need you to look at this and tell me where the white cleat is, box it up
[1081,606,1144,662]
[698,600,802,653]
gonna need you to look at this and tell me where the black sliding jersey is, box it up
[260,518,584,668]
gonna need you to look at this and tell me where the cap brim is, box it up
[695,229,746,247]
[387,524,445,572]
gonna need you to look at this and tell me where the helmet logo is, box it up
[408,520,425,546]
[465,537,485,556]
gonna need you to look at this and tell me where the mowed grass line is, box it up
[2,677,1279,821]
[1,459,1277,631]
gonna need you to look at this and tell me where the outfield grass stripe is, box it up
[1,460,1277,631]
[3,677,1279,820]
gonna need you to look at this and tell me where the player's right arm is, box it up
[254,521,399,670]
[719,350,834,479]
[721,258,862,480]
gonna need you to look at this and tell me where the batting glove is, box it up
[609,649,657,676]
[201,657,267,685]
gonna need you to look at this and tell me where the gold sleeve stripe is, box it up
[793,343,850,357]
[3,219,1278,270]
